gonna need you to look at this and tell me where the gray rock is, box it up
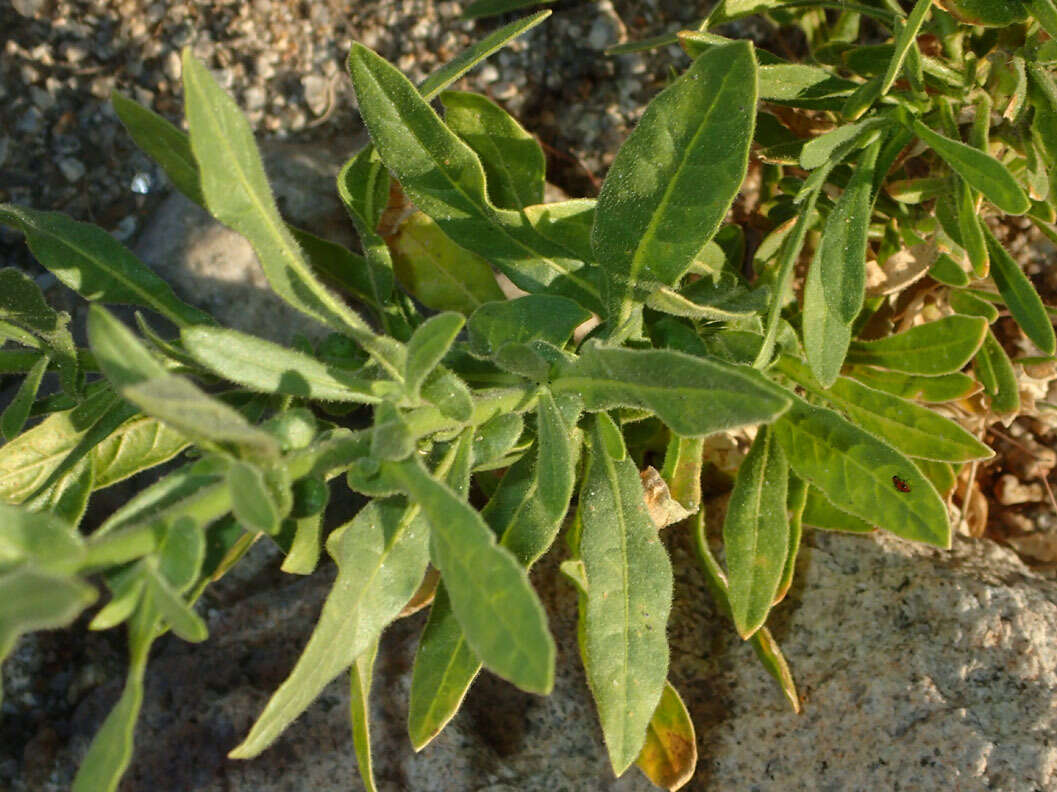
[18,522,1057,791]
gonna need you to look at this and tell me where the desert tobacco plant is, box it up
[1,3,1055,789]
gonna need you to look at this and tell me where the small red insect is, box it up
[892,475,911,493]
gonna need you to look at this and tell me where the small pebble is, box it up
[302,75,329,116]
[58,157,86,183]
[164,50,182,81]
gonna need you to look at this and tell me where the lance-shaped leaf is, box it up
[111,90,203,205]
[690,511,800,712]
[912,121,1030,215]
[406,585,483,750]
[845,314,987,375]
[778,356,994,462]
[576,420,673,775]
[349,638,380,792]
[180,50,401,375]
[846,366,977,402]
[0,268,77,392]
[89,307,278,459]
[802,486,876,532]
[956,179,989,277]
[799,117,889,170]
[1,354,47,441]
[71,598,160,792]
[407,392,578,749]
[389,211,507,315]
[229,498,430,758]
[975,328,1021,414]
[724,427,790,638]
[441,90,545,210]
[552,341,790,436]
[635,680,698,791]
[406,312,464,400]
[182,325,394,403]
[90,417,190,490]
[803,243,853,387]
[820,138,879,325]
[347,44,599,311]
[591,42,756,320]
[772,394,950,547]
[0,204,213,328]
[880,0,931,95]
[984,228,1057,355]
[0,386,122,504]
[467,295,591,357]
[417,10,551,100]
[382,455,554,693]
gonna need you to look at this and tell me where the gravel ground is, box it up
[0,0,740,274]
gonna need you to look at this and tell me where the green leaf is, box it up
[552,341,791,437]
[723,427,790,638]
[949,289,999,322]
[775,474,806,605]
[111,89,204,205]
[975,328,1021,413]
[929,253,971,287]
[382,455,554,693]
[470,412,525,470]
[880,0,931,95]
[181,50,399,374]
[390,212,507,315]
[634,680,698,791]
[820,139,879,325]
[0,204,213,328]
[778,356,993,462]
[407,393,579,749]
[461,0,556,19]
[803,238,853,388]
[689,511,800,713]
[802,486,875,532]
[24,452,94,528]
[228,462,280,535]
[486,390,580,565]
[406,312,465,400]
[347,44,599,311]
[911,121,1030,215]
[845,314,988,375]
[1027,0,1057,39]
[575,420,672,775]
[845,366,977,402]
[350,638,380,792]
[467,295,591,357]
[182,325,394,403]
[417,11,552,100]
[420,368,474,422]
[0,386,126,505]
[0,268,77,392]
[71,602,159,792]
[522,199,596,263]
[406,585,482,750]
[280,513,324,574]
[229,498,430,758]
[955,179,989,278]
[1,354,47,441]
[441,90,545,210]
[984,228,1057,355]
[335,145,398,323]
[592,42,756,321]
[0,564,95,675]
[90,416,190,490]
[799,117,888,170]
[143,560,207,642]
[772,394,950,547]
